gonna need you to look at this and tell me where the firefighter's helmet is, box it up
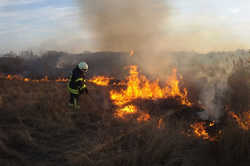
[78,62,88,72]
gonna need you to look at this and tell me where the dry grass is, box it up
[0,79,249,166]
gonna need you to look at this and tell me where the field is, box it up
[0,50,250,166]
[2,0,250,165]
[0,74,249,166]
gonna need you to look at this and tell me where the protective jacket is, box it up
[67,66,87,95]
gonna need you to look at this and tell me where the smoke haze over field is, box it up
[1,0,250,52]
[76,0,250,53]
[76,0,170,52]
[75,0,250,120]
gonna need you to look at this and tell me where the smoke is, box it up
[75,0,250,121]
[191,52,249,120]
[197,57,234,121]
[142,50,249,121]
[75,0,250,54]
[76,0,170,52]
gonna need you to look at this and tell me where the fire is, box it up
[3,74,68,83]
[3,66,192,123]
[6,74,32,82]
[244,111,250,125]
[137,112,151,122]
[229,111,250,130]
[115,105,137,118]
[190,122,217,141]
[110,65,191,106]
[24,78,30,82]
[56,78,68,82]
[129,50,135,57]
[40,76,49,82]
[3,73,113,85]
[114,105,150,122]
[6,74,23,81]
[209,121,215,127]
[157,118,164,129]
[110,65,191,122]
[89,76,112,86]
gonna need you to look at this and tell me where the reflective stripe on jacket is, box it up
[67,82,79,94]
[67,66,87,94]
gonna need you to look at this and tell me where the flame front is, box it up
[3,66,192,123]
[89,76,112,86]
[3,74,68,83]
[56,78,68,82]
[110,65,191,122]
[110,66,191,107]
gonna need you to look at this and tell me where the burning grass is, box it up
[110,65,192,122]
[0,74,68,83]
[189,121,221,141]
[229,111,250,131]
[89,76,112,86]
[0,63,249,165]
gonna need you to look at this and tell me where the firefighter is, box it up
[67,62,89,110]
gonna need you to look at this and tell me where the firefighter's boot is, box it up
[68,103,74,108]
[73,98,80,110]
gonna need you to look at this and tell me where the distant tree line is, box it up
[0,50,131,79]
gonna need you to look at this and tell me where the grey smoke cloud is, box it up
[197,57,234,121]
[76,0,170,52]
[75,0,250,121]
[181,51,249,120]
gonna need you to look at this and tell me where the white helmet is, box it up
[78,62,88,72]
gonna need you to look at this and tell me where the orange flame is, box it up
[114,105,150,122]
[157,118,164,129]
[89,76,112,86]
[229,111,250,130]
[110,65,191,122]
[115,105,137,119]
[129,50,135,57]
[24,78,30,82]
[110,66,191,106]
[3,74,68,83]
[56,78,68,82]
[6,74,23,81]
[137,112,151,122]
[190,122,217,141]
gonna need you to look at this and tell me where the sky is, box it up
[0,0,249,53]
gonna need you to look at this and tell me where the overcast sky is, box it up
[0,0,249,53]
